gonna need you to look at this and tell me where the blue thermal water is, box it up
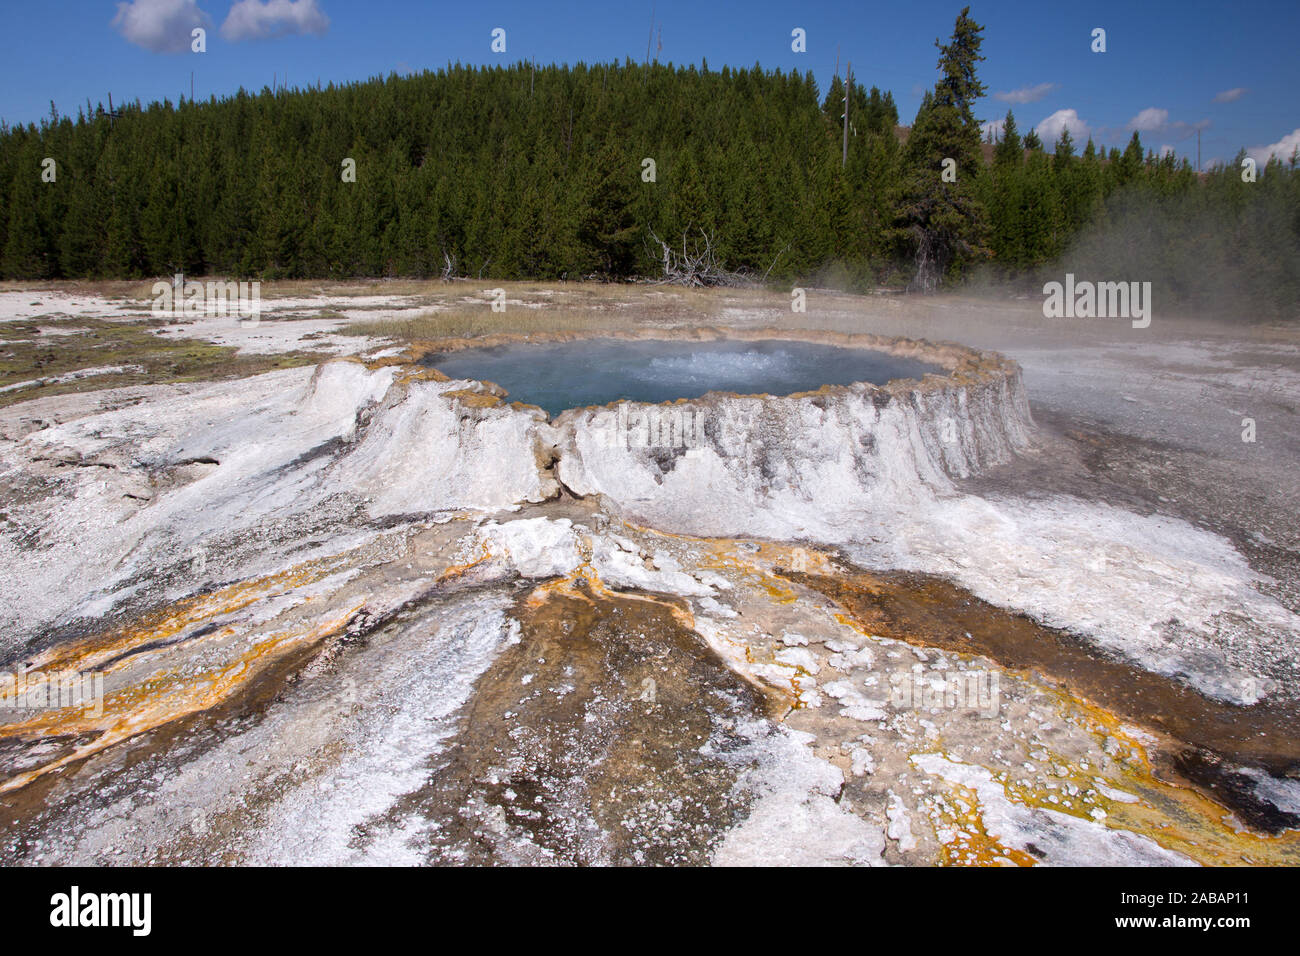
[423,338,941,417]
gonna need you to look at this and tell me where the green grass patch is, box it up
[0,319,321,409]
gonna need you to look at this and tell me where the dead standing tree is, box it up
[440,250,458,281]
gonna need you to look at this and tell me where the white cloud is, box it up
[1118,109,1209,147]
[221,0,329,42]
[993,82,1056,104]
[1248,128,1300,166]
[112,0,211,53]
[1213,87,1248,104]
[980,118,1005,141]
[1036,108,1089,144]
[1129,107,1169,132]
[1158,144,1176,158]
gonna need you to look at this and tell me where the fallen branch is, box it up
[646,226,753,288]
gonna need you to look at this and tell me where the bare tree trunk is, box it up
[646,226,753,288]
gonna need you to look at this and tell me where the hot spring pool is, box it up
[423,338,943,416]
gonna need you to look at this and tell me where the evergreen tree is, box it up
[994,110,1022,166]
[891,6,990,290]
[0,52,1290,316]
[1117,131,1145,185]
[578,142,640,276]
[1053,126,1075,171]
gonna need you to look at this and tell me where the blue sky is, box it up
[2,0,1297,166]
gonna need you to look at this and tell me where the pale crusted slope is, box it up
[543,344,1296,707]
[0,360,553,651]
[551,350,1034,538]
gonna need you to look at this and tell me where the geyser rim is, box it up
[401,326,1019,419]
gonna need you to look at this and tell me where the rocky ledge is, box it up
[3,328,1297,866]
[0,329,1029,650]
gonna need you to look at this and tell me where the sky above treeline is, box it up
[2,0,1297,167]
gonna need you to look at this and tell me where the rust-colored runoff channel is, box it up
[376,576,781,865]
[783,566,1300,834]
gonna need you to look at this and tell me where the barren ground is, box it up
[1,280,1296,865]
